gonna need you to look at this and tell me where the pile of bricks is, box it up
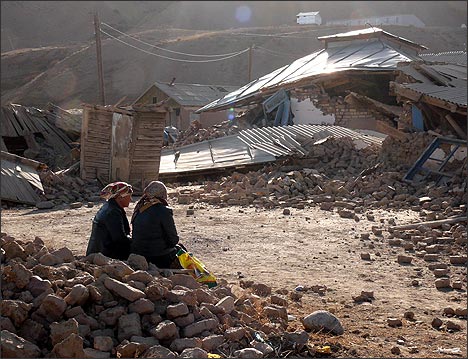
[1,234,330,358]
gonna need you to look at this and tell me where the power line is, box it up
[254,45,305,58]
[100,28,250,63]
[101,22,243,58]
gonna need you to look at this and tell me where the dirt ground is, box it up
[1,191,467,358]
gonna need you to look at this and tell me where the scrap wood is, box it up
[389,216,467,231]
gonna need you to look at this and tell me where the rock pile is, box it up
[33,170,102,210]
[173,135,467,224]
[0,234,344,358]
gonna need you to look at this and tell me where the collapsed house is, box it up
[196,28,428,137]
[80,104,167,191]
[133,81,239,131]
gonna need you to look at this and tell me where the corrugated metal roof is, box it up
[197,36,419,113]
[317,27,427,50]
[159,124,384,175]
[401,81,467,107]
[159,135,275,174]
[396,63,467,107]
[154,82,239,107]
[1,158,43,204]
[420,51,467,66]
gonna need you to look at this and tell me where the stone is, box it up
[251,283,271,297]
[435,278,451,289]
[51,333,85,358]
[431,317,443,328]
[3,263,32,289]
[126,270,154,285]
[27,276,52,297]
[38,253,62,266]
[0,330,41,358]
[167,303,189,319]
[65,284,90,306]
[69,202,83,209]
[141,345,177,358]
[93,336,114,352]
[36,294,67,322]
[150,320,178,340]
[233,348,264,358]
[116,342,150,358]
[50,318,79,346]
[397,255,412,264]
[183,318,219,338]
[84,348,111,358]
[387,318,402,327]
[454,308,467,316]
[360,253,371,260]
[130,336,159,347]
[391,346,401,355]
[36,201,55,209]
[1,300,32,327]
[129,298,155,314]
[3,241,28,261]
[169,274,200,290]
[102,262,134,280]
[145,283,168,301]
[270,294,288,307]
[201,335,224,351]
[224,327,246,341]
[443,307,455,316]
[174,313,195,328]
[118,313,142,342]
[433,269,450,277]
[404,311,415,320]
[215,296,235,314]
[449,255,467,265]
[0,317,16,333]
[17,319,47,344]
[446,321,462,331]
[452,281,463,290]
[170,338,203,352]
[99,306,126,326]
[301,310,344,335]
[51,247,75,262]
[165,289,197,306]
[127,254,149,271]
[250,341,274,355]
[179,347,208,358]
[104,277,145,302]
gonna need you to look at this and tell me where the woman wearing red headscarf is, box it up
[86,181,133,260]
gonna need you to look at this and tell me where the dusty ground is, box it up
[1,192,467,358]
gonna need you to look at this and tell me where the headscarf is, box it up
[100,181,133,200]
[131,181,168,223]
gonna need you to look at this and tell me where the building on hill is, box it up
[326,14,425,27]
[133,81,239,130]
[296,12,322,25]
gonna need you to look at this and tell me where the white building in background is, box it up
[296,11,322,25]
[327,14,425,28]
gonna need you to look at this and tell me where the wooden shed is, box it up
[80,104,167,190]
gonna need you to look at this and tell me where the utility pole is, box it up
[248,44,253,82]
[94,12,106,105]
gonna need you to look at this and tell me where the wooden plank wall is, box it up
[80,108,112,182]
[128,111,165,189]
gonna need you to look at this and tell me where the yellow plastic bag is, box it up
[177,248,217,288]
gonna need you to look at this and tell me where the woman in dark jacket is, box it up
[86,181,132,260]
[131,180,181,268]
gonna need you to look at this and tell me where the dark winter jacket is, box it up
[86,199,131,260]
[131,203,179,258]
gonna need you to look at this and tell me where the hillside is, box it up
[1,23,466,109]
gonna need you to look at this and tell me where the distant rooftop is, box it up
[296,12,320,17]
[420,51,467,66]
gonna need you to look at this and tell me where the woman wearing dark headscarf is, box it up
[86,181,133,260]
[131,181,181,268]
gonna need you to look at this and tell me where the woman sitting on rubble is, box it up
[86,181,133,260]
[130,180,182,269]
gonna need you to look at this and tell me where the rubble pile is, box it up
[172,120,245,148]
[0,234,344,358]
[34,169,102,210]
[174,135,467,223]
